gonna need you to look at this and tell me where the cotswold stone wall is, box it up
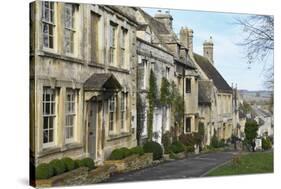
[104,153,153,173]
[35,165,116,187]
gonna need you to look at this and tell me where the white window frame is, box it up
[42,87,56,148]
[120,28,127,68]
[120,92,127,131]
[184,117,191,134]
[65,89,76,143]
[64,3,76,54]
[142,59,148,89]
[42,1,55,49]
[108,95,115,133]
[109,23,117,64]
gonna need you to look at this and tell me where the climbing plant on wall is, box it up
[170,81,184,141]
[160,77,171,105]
[147,69,158,141]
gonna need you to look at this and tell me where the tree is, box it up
[244,120,259,152]
[235,15,274,106]
[147,70,158,141]
[235,15,273,65]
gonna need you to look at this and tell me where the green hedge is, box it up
[61,157,75,171]
[78,158,95,169]
[169,141,185,154]
[49,159,66,176]
[130,146,144,156]
[143,141,163,160]
[35,163,54,179]
[35,157,95,179]
[109,146,145,160]
[109,147,132,160]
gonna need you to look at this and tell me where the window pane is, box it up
[51,102,55,114]
[45,102,50,114]
[43,117,48,129]
[49,117,54,129]
[49,36,53,48]
[43,130,48,143]
[49,129,54,142]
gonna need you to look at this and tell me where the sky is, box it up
[143,8,273,91]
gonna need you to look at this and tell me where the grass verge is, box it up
[207,151,273,176]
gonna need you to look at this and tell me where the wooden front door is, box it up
[88,101,97,160]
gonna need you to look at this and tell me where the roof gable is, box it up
[194,53,232,93]
[84,73,122,91]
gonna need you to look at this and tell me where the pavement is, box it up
[103,151,239,183]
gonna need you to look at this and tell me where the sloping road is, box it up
[104,151,238,183]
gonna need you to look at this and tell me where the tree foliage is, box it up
[170,81,184,140]
[245,120,258,151]
[147,70,158,141]
[160,77,171,105]
[244,120,258,144]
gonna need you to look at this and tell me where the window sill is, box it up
[38,146,61,158]
[62,142,83,152]
[88,62,106,69]
[108,65,130,74]
[107,132,131,141]
[38,143,83,158]
[38,50,84,65]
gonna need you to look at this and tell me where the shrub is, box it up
[130,146,144,156]
[74,159,80,169]
[109,147,132,160]
[210,134,219,148]
[78,158,95,169]
[162,131,172,154]
[143,141,163,160]
[185,145,195,153]
[262,138,272,150]
[49,159,66,176]
[179,133,195,146]
[169,141,185,154]
[35,163,54,179]
[120,147,132,158]
[61,157,75,171]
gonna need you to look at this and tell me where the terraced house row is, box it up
[30,1,238,166]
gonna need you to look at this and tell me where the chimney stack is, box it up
[203,36,214,64]
[154,10,173,32]
[179,27,194,53]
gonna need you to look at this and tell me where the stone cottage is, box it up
[135,9,200,143]
[193,37,234,142]
[178,27,234,144]
[30,1,138,165]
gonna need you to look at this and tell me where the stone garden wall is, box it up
[104,153,153,173]
[35,165,116,187]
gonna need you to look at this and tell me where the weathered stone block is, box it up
[104,153,153,173]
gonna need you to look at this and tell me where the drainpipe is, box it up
[182,68,185,135]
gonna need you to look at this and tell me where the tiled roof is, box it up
[194,53,232,93]
[84,73,122,91]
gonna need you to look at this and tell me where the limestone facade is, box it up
[30,1,138,165]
